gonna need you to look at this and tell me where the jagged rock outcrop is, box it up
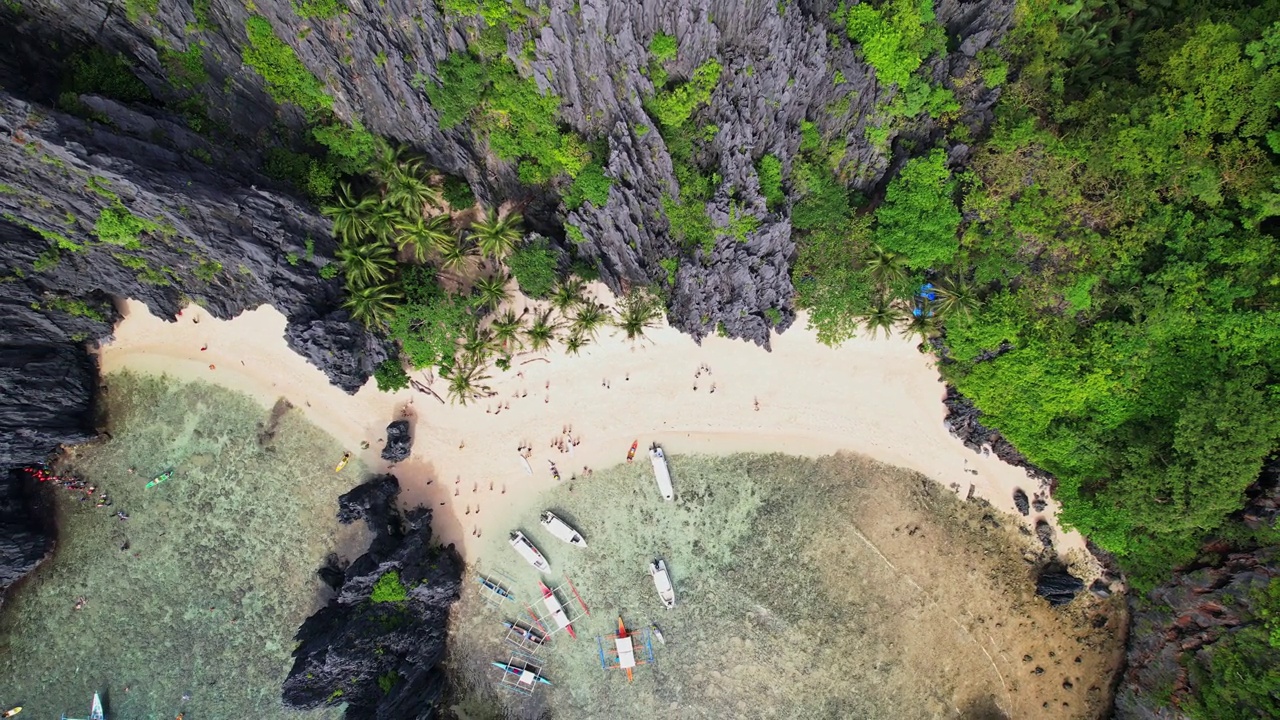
[0,88,388,392]
[1036,563,1083,607]
[943,386,1052,483]
[0,468,55,597]
[1113,549,1279,719]
[381,420,412,464]
[283,475,463,720]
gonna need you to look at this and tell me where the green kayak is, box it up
[145,469,175,489]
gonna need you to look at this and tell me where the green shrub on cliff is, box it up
[838,0,945,89]
[94,203,160,249]
[370,571,407,603]
[242,16,333,116]
[292,0,346,19]
[647,58,722,129]
[62,48,152,104]
[426,52,590,184]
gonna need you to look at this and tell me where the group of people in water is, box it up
[24,465,128,519]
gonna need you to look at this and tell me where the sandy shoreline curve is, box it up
[96,295,1090,564]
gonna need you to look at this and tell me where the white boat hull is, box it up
[509,531,552,573]
[540,511,587,547]
[648,445,675,501]
[650,559,676,609]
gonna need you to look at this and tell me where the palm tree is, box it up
[490,308,524,351]
[524,307,560,352]
[366,203,403,244]
[321,183,377,244]
[336,239,397,287]
[369,140,408,190]
[563,330,589,356]
[473,274,510,310]
[461,322,497,365]
[395,214,454,263]
[571,302,609,338]
[438,236,477,274]
[903,310,941,342]
[386,161,442,216]
[440,359,492,405]
[860,295,903,339]
[343,282,402,327]
[468,208,524,261]
[614,289,663,342]
[549,276,586,315]
[932,275,980,320]
[862,244,909,290]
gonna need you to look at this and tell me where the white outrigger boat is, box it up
[539,511,587,547]
[650,559,676,609]
[61,692,104,720]
[509,531,551,573]
[648,443,674,501]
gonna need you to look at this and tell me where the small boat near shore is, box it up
[626,440,638,463]
[650,623,665,645]
[650,559,676,609]
[518,453,532,475]
[60,692,104,720]
[539,511,587,547]
[509,531,551,573]
[334,452,351,472]
[538,580,577,638]
[145,469,175,489]
[648,443,674,501]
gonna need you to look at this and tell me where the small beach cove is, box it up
[98,294,1092,569]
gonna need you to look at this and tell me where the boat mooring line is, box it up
[850,526,1012,715]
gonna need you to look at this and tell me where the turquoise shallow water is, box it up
[0,371,360,720]
[446,453,990,719]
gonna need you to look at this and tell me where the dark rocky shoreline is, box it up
[283,475,463,720]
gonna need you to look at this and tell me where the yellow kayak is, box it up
[3,706,22,718]
[335,452,351,472]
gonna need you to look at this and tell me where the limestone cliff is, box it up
[3,0,1013,346]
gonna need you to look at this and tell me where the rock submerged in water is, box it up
[1036,564,1084,607]
[283,475,462,719]
[381,421,412,464]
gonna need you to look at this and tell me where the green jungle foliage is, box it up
[388,267,473,370]
[872,149,960,267]
[427,51,592,185]
[373,357,411,392]
[837,0,946,88]
[506,237,558,297]
[370,571,407,603]
[647,59,723,129]
[647,59,723,255]
[441,176,476,209]
[797,0,1280,604]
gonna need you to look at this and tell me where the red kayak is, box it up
[626,440,638,463]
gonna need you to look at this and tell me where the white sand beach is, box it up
[98,294,1090,563]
